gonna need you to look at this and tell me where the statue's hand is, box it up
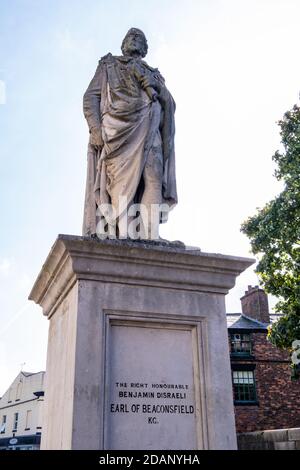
[140,76,161,93]
[90,127,103,147]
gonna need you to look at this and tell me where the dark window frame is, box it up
[230,332,253,356]
[0,415,6,434]
[232,368,258,405]
[13,412,19,432]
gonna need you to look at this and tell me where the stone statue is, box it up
[82,28,177,240]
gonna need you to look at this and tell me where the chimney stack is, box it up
[240,285,270,324]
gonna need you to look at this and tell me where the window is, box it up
[230,333,252,355]
[232,370,257,403]
[0,415,6,433]
[16,382,22,401]
[13,412,19,431]
[25,410,32,429]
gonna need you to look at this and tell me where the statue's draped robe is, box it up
[82,54,177,236]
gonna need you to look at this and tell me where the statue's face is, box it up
[122,31,147,57]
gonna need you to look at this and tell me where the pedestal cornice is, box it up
[29,234,254,317]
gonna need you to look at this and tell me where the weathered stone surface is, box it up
[274,441,296,450]
[29,235,253,318]
[288,428,300,441]
[29,235,253,450]
[106,322,199,449]
[82,28,177,239]
[263,429,288,442]
[238,428,300,450]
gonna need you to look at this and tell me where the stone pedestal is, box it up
[29,235,253,450]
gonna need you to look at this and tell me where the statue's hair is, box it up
[121,28,148,58]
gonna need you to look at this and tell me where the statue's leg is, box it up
[140,145,163,240]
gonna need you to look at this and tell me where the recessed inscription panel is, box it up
[104,320,201,450]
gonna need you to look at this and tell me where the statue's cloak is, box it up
[82,54,177,235]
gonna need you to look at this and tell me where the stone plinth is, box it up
[29,235,253,450]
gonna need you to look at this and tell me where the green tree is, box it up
[241,103,300,379]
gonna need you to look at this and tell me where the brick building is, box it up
[227,286,300,433]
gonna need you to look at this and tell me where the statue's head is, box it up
[121,28,148,58]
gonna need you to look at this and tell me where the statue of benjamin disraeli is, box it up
[82,28,177,240]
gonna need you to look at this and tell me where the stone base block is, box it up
[29,235,253,450]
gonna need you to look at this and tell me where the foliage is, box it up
[241,104,300,377]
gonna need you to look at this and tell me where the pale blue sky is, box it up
[1,0,300,394]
